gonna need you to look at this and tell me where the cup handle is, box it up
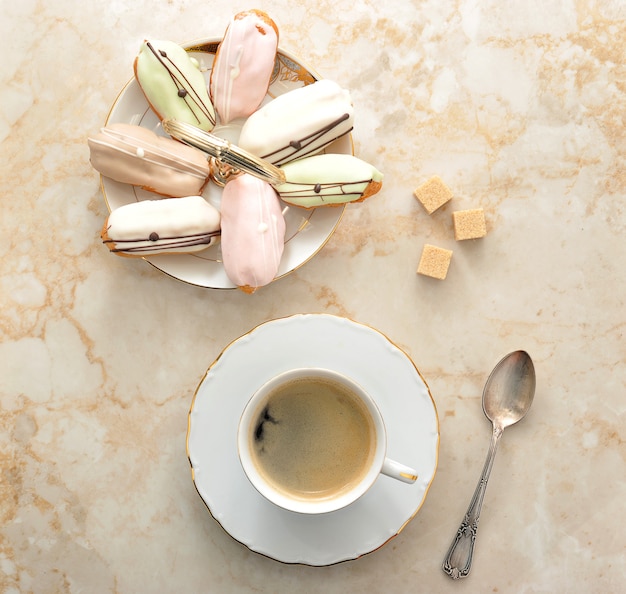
[382,458,418,484]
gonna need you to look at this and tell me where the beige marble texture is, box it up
[2,0,626,591]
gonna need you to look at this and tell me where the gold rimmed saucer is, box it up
[187,314,440,566]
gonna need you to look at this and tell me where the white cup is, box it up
[237,368,418,514]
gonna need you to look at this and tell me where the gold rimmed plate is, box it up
[187,314,440,566]
[102,39,351,289]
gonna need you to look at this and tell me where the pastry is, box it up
[220,173,286,293]
[273,154,383,208]
[101,196,220,257]
[88,123,210,197]
[134,39,216,131]
[238,79,354,166]
[210,9,279,124]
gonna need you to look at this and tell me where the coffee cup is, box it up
[237,367,418,514]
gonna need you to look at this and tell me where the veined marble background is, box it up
[2,0,626,592]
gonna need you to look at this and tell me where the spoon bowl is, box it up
[442,350,536,579]
[483,350,535,430]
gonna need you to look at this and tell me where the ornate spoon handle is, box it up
[162,118,286,185]
[442,425,503,579]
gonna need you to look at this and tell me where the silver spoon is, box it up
[442,350,536,579]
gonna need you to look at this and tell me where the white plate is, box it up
[187,314,440,566]
[102,39,350,289]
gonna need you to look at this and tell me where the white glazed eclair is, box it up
[274,154,383,209]
[88,123,210,197]
[220,173,286,293]
[134,39,216,131]
[101,196,220,257]
[237,79,354,166]
[210,9,279,124]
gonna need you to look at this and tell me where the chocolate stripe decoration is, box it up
[260,113,352,166]
[103,229,221,253]
[277,180,373,203]
[146,42,216,128]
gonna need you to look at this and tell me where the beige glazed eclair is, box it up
[88,123,211,197]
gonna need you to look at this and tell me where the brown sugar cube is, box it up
[417,244,453,280]
[413,176,453,214]
[452,208,487,240]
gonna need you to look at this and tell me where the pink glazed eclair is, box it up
[220,173,286,293]
[210,9,279,124]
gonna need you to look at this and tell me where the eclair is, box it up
[238,79,354,166]
[274,154,383,208]
[134,39,216,131]
[88,123,210,197]
[210,9,279,124]
[220,173,286,293]
[101,196,220,257]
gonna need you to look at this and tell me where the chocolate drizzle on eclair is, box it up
[145,42,216,128]
[277,179,373,203]
[261,113,353,166]
[103,229,221,254]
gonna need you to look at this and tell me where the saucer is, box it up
[102,39,351,289]
[187,314,440,565]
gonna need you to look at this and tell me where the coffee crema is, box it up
[249,376,376,502]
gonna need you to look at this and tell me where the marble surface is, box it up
[2,0,626,591]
